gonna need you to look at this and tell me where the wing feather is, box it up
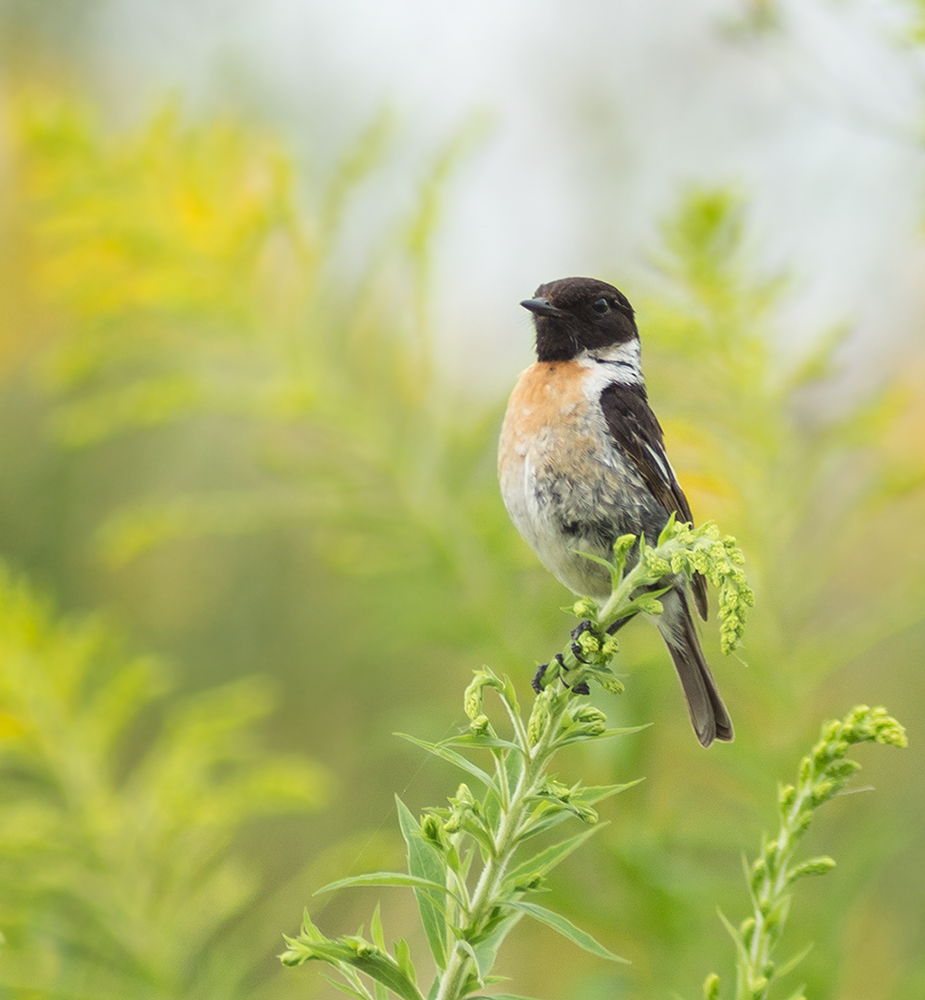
[599,383,708,620]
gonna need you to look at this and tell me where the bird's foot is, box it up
[605,613,634,636]
[534,652,591,695]
[569,619,598,663]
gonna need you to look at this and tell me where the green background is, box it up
[0,3,922,999]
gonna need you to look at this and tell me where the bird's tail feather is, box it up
[656,588,733,748]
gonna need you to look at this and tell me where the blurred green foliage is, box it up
[0,56,922,1000]
[0,562,327,998]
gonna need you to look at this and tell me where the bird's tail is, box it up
[655,587,733,748]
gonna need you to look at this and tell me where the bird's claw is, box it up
[569,619,598,663]
[534,652,590,696]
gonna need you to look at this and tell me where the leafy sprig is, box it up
[706,705,908,1000]
[557,515,754,670]
[281,523,752,999]
[280,660,638,1000]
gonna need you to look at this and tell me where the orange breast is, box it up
[498,361,594,466]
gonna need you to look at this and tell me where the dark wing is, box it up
[599,382,708,620]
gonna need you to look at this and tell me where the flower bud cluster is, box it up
[725,704,907,1000]
[464,671,503,721]
[598,518,755,657]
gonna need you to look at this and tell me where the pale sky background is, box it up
[83,0,925,393]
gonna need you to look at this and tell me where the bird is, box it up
[497,276,732,747]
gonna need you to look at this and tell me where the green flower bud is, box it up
[574,705,607,728]
[635,595,664,615]
[528,695,550,747]
[613,534,636,558]
[572,597,598,619]
[702,973,720,1000]
[469,714,491,735]
[544,779,570,801]
[568,709,607,738]
[643,551,672,576]
[577,631,601,657]
[453,783,476,807]
[778,783,796,810]
[825,759,861,780]
[463,675,486,720]
[811,780,837,807]
[421,813,447,848]
[787,856,836,883]
[574,804,599,825]
[513,873,544,892]
[598,674,625,695]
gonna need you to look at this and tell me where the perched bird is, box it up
[498,276,732,747]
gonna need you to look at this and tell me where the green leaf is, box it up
[396,798,450,971]
[284,938,426,1000]
[574,779,646,804]
[395,938,416,985]
[556,727,651,747]
[470,907,521,957]
[716,908,749,963]
[315,872,460,906]
[371,904,386,950]
[319,973,373,1000]
[397,734,500,796]
[571,549,621,587]
[346,951,426,1000]
[508,902,629,963]
[370,913,390,1000]
[775,942,813,979]
[441,734,523,753]
[503,824,605,890]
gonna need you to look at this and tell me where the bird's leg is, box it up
[605,613,635,636]
[569,619,598,662]
[532,655,563,694]
[532,652,590,694]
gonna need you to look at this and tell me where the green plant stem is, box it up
[435,693,571,1000]
[709,706,908,1000]
[739,786,808,1000]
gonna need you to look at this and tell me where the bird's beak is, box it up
[520,297,565,318]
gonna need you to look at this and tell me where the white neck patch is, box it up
[578,339,644,386]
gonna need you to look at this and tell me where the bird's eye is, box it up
[592,297,610,314]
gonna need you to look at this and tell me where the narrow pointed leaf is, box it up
[775,942,813,979]
[509,902,629,963]
[396,798,450,970]
[504,824,606,889]
[441,734,522,753]
[397,733,499,795]
[716,908,749,962]
[319,973,372,1000]
[395,938,416,985]
[572,779,645,804]
[346,952,426,1000]
[556,728,650,746]
[315,872,460,906]
[371,904,386,950]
